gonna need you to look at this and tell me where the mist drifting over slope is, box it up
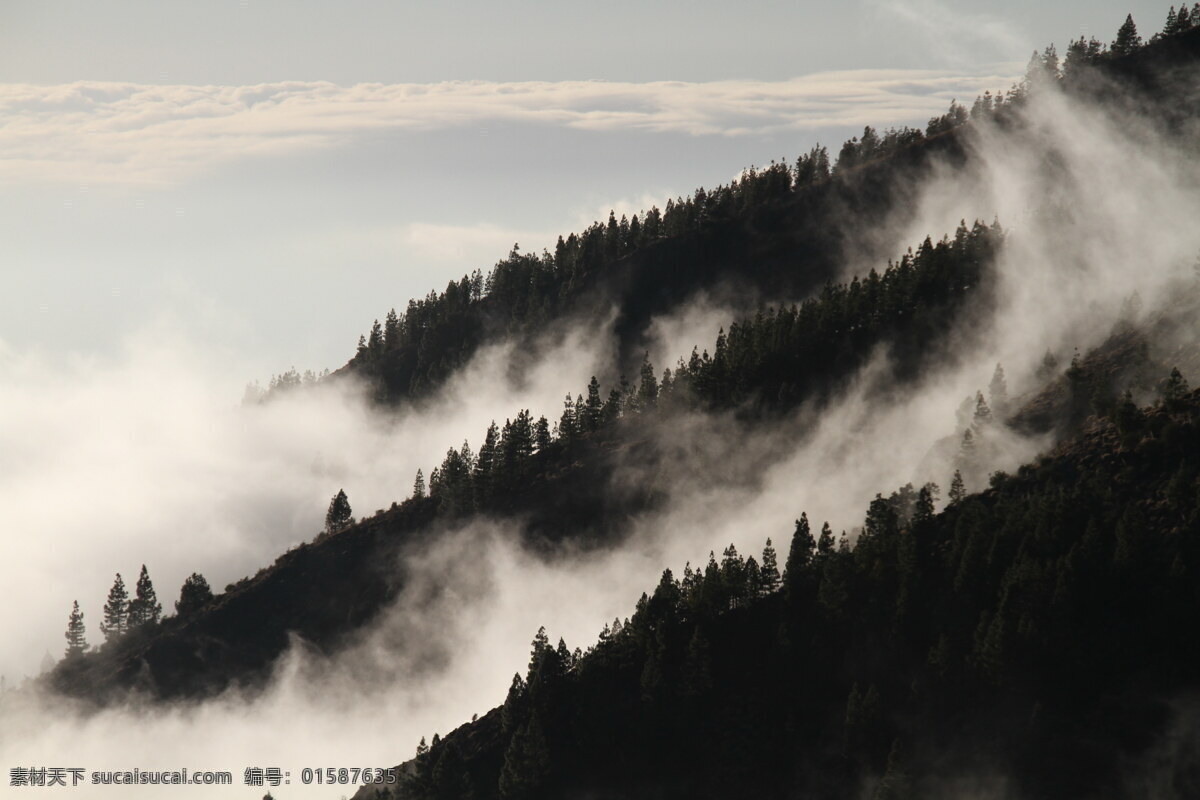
[0,316,615,684]
[3,67,1200,799]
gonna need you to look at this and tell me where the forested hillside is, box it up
[349,16,1200,800]
[259,81,995,404]
[369,385,1200,800]
[38,13,1200,800]
[47,217,1004,701]
[249,12,1200,415]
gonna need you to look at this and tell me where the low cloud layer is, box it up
[0,313,615,685]
[2,70,1019,185]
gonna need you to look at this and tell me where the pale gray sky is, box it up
[0,1,1156,84]
[0,0,1171,377]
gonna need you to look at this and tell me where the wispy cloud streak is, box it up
[1,70,1019,184]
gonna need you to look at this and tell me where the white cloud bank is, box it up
[1,69,1020,185]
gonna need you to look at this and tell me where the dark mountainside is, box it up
[47,216,1004,702]
[364,388,1200,800]
[265,16,1200,411]
[45,54,1023,704]
[40,13,1200,800]
[300,106,975,406]
[349,21,1200,800]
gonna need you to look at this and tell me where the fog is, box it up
[2,72,1199,798]
[0,312,618,685]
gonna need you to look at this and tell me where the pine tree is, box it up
[573,394,585,436]
[558,393,578,442]
[429,739,472,799]
[555,637,572,672]
[949,470,966,504]
[815,145,831,179]
[64,601,87,657]
[475,421,499,502]
[100,573,129,641]
[175,573,213,617]
[1167,4,1196,34]
[367,319,383,356]
[637,353,659,410]
[127,564,162,628]
[760,538,781,593]
[601,385,623,425]
[1162,367,1190,409]
[501,673,527,734]
[325,489,353,534]
[817,522,836,557]
[721,544,746,602]
[957,429,978,476]
[533,415,551,452]
[1112,14,1142,56]
[506,409,535,466]
[972,392,993,433]
[412,468,426,499]
[498,714,551,799]
[383,308,400,347]
[583,377,603,431]
[988,363,1008,415]
[1041,44,1060,79]
[1064,36,1107,75]
[914,483,937,524]
[1038,349,1059,380]
[528,626,550,679]
[784,513,816,595]
[745,556,763,597]
[617,374,634,415]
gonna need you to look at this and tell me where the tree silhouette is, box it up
[785,513,816,595]
[325,489,353,535]
[127,564,162,628]
[100,573,129,641]
[760,538,781,593]
[1112,14,1142,56]
[1162,367,1190,409]
[988,363,1008,415]
[64,601,87,658]
[949,470,966,504]
[175,573,214,617]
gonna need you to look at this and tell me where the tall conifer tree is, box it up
[100,573,129,641]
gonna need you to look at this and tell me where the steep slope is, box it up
[360,389,1200,800]
[303,108,985,406]
[341,26,1200,800]
[46,221,1001,701]
[282,23,1200,413]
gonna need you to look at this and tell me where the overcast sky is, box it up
[0,0,1169,378]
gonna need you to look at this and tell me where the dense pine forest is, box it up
[31,8,1200,800]
[377,386,1200,800]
